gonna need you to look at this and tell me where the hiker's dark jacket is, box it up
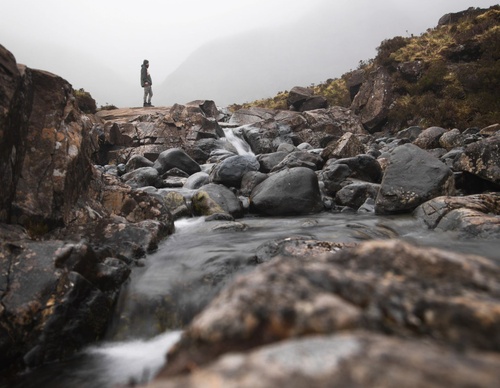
[141,64,152,87]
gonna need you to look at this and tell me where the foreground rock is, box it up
[157,239,500,382]
[149,332,500,388]
[0,229,130,368]
[0,45,174,373]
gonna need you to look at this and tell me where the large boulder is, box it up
[250,167,323,216]
[375,144,455,214]
[413,126,447,150]
[0,234,130,369]
[209,154,260,188]
[453,134,500,185]
[238,121,295,155]
[183,171,210,190]
[153,148,201,176]
[321,132,366,160]
[121,166,160,189]
[270,150,323,173]
[414,193,500,239]
[439,128,464,150]
[296,107,368,148]
[192,183,244,218]
[257,152,288,173]
[326,154,383,183]
[335,182,380,210]
[287,86,328,112]
[158,239,500,380]
[317,163,352,196]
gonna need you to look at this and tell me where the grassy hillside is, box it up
[234,6,500,131]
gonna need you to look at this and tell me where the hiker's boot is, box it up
[148,102,154,107]
[143,102,148,107]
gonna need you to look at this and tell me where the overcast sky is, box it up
[1,0,498,107]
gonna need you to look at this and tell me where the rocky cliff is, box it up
[238,6,500,134]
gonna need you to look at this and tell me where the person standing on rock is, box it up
[141,59,154,107]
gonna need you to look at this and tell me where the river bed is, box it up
[10,212,500,387]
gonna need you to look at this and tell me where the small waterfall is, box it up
[223,127,254,156]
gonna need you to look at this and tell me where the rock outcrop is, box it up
[0,45,174,372]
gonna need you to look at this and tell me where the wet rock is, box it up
[413,126,447,150]
[186,138,235,164]
[257,152,288,173]
[192,183,244,218]
[254,236,353,264]
[326,154,382,183]
[298,107,368,147]
[317,163,352,196]
[0,238,130,369]
[414,193,500,239]
[321,132,366,160]
[375,143,455,214]
[439,128,463,150]
[121,167,160,189]
[240,171,268,197]
[153,148,201,176]
[250,167,323,216]
[160,239,500,377]
[183,171,210,190]
[209,154,260,188]
[125,154,154,172]
[270,150,323,173]
[453,134,500,185]
[238,121,294,155]
[335,182,380,210]
[158,191,191,220]
[276,143,296,153]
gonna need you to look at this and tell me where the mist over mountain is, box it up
[154,1,441,106]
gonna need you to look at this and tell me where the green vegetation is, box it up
[383,6,500,129]
[236,6,500,131]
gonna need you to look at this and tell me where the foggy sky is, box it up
[1,0,498,107]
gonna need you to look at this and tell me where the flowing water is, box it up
[9,211,500,387]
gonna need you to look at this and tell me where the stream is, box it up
[10,211,500,387]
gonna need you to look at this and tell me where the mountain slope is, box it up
[241,6,500,132]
